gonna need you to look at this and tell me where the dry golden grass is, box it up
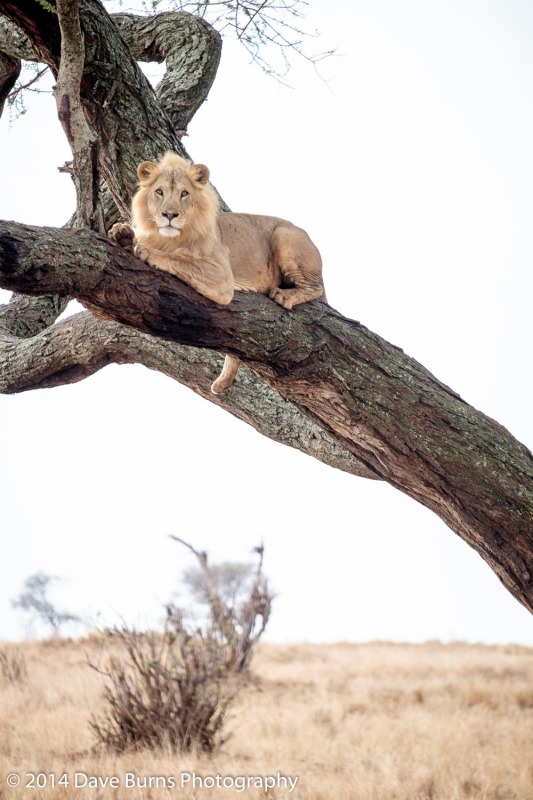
[0,638,532,799]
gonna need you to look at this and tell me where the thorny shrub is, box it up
[91,540,271,753]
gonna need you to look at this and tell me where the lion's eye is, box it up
[181,190,189,198]
[155,188,164,197]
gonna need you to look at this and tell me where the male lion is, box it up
[109,152,324,393]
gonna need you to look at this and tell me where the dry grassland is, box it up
[0,638,532,799]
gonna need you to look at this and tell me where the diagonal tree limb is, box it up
[0,232,371,478]
[1,219,532,614]
[2,2,532,617]
[0,305,374,478]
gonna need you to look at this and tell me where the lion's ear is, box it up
[137,161,157,183]
[191,163,210,185]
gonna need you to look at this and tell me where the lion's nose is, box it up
[162,211,179,221]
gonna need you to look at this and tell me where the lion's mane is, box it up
[131,151,220,256]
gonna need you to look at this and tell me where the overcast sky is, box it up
[0,0,532,644]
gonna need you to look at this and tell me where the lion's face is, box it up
[133,155,211,241]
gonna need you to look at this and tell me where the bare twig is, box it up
[240,0,270,39]
[170,536,272,673]
[170,535,208,564]
[164,0,335,83]
[7,65,48,101]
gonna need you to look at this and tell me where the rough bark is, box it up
[0,16,35,61]
[0,220,532,614]
[111,12,222,133]
[0,293,68,339]
[0,300,372,478]
[0,1,363,476]
[0,48,19,114]
[1,1,532,617]
[0,0,190,216]
[0,9,222,143]
[55,0,103,232]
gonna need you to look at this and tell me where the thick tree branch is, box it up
[55,0,103,231]
[0,10,221,136]
[0,48,19,114]
[0,307,373,478]
[0,17,47,119]
[111,12,222,133]
[2,2,531,621]
[1,219,532,614]
[0,16,36,62]
[0,0,188,216]
[0,293,68,338]
[0,1,225,219]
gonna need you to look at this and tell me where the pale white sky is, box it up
[0,0,532,644]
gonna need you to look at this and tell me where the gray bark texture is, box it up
[0,0,532,615]
[0,48,19,114]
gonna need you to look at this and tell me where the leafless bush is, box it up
[0,647,27,684]
[91,540,272,753]
[171,537,272,674]
[90,622,236,753]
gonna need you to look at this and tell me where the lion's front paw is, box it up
[109,222,135,253]
[134,243,151,263]
[269,287,296,310]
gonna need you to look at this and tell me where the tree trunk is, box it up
[0,1,532,616]
[0,0,216,216]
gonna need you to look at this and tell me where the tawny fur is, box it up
[109,152,325,393]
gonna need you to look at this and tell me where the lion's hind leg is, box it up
[269,223,324,310]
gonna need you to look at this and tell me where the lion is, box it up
[109,152,324,393]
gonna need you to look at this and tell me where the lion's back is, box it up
[218,212,319,294]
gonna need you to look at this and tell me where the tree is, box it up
[0,1,532,616]
[170,536,271,673]
[182,560,255,611]
[11,571,80,635]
